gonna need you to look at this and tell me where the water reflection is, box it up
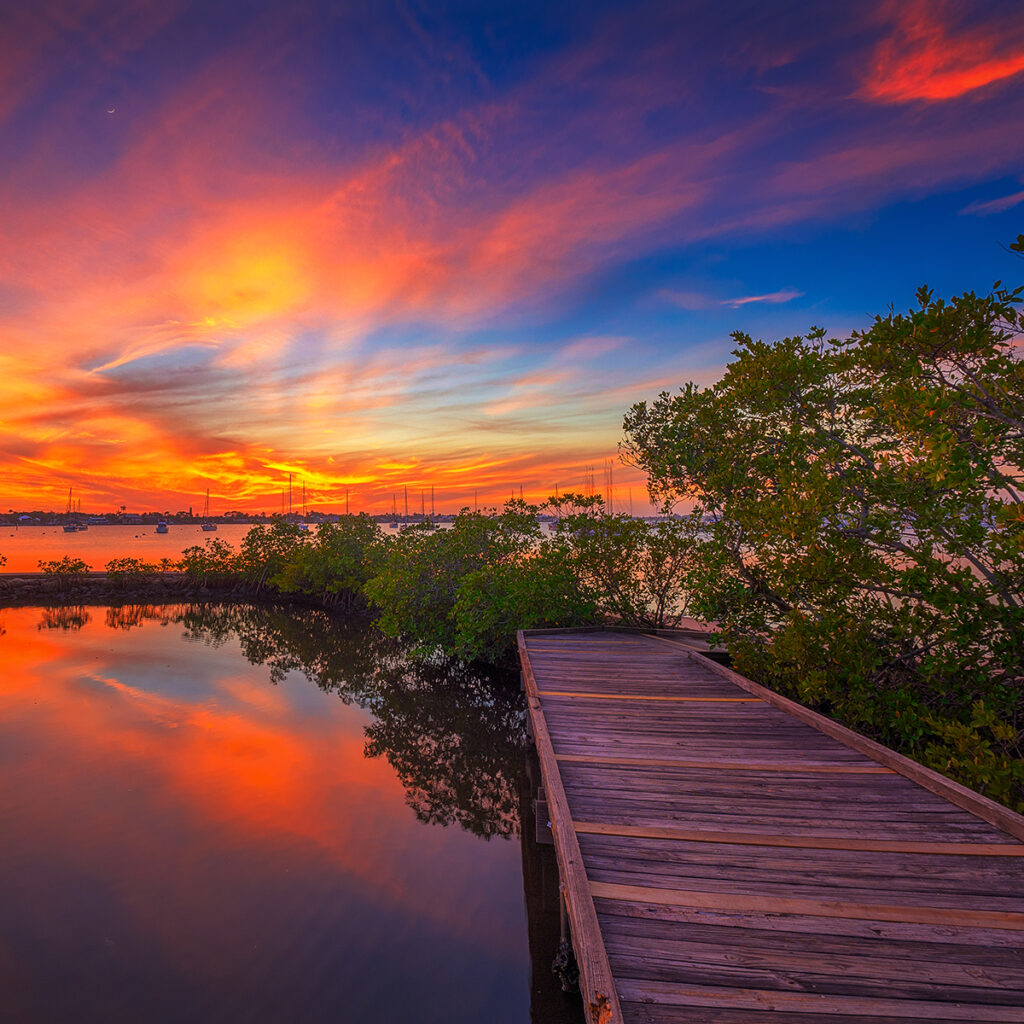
[173,603,527,839]
[5,602,583,1023]
[104,603,175,631]
[37,604,91,631]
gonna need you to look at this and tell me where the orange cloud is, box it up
[3,2,1023,516]
[863,1,1024,103]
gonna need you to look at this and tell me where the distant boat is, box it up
[201,488,217,532]
[156,520,169,534]
[297,479,309,530]
[63,487,79,532]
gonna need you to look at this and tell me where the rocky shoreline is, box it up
[0,572,252,607]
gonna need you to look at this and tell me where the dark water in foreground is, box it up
[0,603,583,1024]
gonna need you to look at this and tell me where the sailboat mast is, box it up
[404,486,408,519]
[431,485,434,517]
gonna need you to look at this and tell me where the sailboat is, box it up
[201,488,218,531]
[63,488,79,532]
[287,474,309,530]
[76,498,88,530]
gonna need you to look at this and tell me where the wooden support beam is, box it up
[518,630,623,1024]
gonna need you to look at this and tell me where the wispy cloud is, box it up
[722,289,803,308]
[960,188,1024,216]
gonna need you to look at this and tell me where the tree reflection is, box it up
[172,603,528,839]
[359,655,526,838]
[37,605,91,631]
[104,604,175,631]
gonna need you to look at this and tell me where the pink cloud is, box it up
[961,189,1024,216]
[723,289,803,308]
[862,1,1024,103]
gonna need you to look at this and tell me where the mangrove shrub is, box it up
[622,261,1024,808]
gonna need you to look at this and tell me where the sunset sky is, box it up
[3,0,1024,514]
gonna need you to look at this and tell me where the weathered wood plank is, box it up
[584,858,1024,912]
[579,834,1024,892]
[574,819,1023,851]
[520,629,1024,1023]
[606,947,1024,1004]
[537,690,761,702]
[614,978,1024,1021]
[590,880,1024,929]
[619,1007,998,1024]
[594,895,1024,949]
[596,910,1024,968]
[557,754,894,773]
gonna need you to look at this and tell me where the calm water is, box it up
[0,524,256,573]
[0,523,452,573]
[0,603,582,1023]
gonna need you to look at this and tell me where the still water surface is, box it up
[0,523,447,573]
[0,524,256,572]
[0,603,579,1023]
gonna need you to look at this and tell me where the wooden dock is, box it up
[518,627,1024,1024]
